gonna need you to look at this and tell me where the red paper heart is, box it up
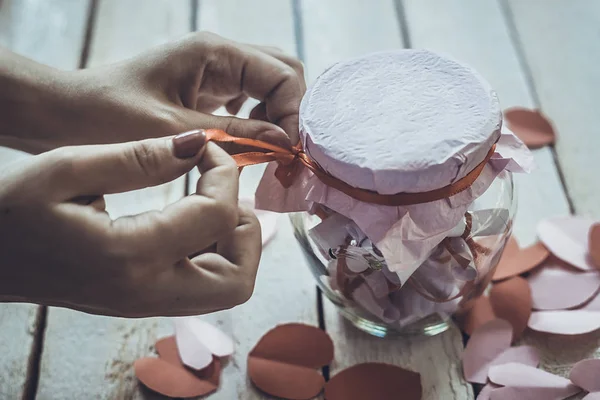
[504,107,556,149]
[134,357,218,398]
[590,223,600,269]
[492,240,549,282]
[324,363,422,400]
[248,323,334,399]
[489,276,532,341]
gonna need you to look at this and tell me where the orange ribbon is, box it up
[205,129,497,207]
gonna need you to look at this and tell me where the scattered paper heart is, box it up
[462,318,513,384]
[528,309,600,335]
[477,383,500,400]
[324,362,422,400]
[134,335,221,398]
[488,362,581,399]
[457,295,496,336]
[492,239,549,282]
[590,223,600,269]
[489,276,532,341]
[174,317,234,370]
[527,261,600,310]
[134,357,219,398]
[503,107,556,149]
[537,216,597,271]
[247,323,334,399]
[569,359,600,393]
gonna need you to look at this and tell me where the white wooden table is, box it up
[1,1,599,399]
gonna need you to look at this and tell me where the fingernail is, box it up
[258,130,293,150]
[173,129,207,159]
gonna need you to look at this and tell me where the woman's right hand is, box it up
[0,130,262,317]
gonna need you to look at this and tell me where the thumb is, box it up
[46,129,207,199]
[180,109,295,153]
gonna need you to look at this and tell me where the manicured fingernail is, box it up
[258,130,293,150]
[173,129,207,159]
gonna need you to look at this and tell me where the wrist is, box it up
[0,49,78,151]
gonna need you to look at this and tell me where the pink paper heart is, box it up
[488,363,581,399]
[580,290,600,311]
[528,310,600,335]
[490,386,581,400]
[584,393,600,400]
[569,359,600,393]
[462,319,513,384]
[477,383,500,400]
[527,262,600,310]
[537,216,597,271]
[490,346,540,369]
[174,317,234,370]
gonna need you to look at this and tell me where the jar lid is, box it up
[300,49,501,194]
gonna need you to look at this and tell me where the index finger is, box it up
[237,45,304,144]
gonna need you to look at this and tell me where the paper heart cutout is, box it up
[477,383,500,400]
[569,359,600,393]
[488,363,581,399]
[537,216,597,271]
[457,295,496,336]
[527,261,600,310]
[528,309,600,335]
[248,323,334,399]
[489,386,579,400]
[590,223,600,269]
[324,362,422,400]
[462,319,513,384]
[503,107,556,149]
[155,336,182,365]
[580,290,600,311]
[584,393,600,400]
[490,345,540,369]
[492,239,549,282]
[174,317,234,370]
[489,276,532,341]
[239,197,278,246]
[155,335,221,383]
[134,357,218,398]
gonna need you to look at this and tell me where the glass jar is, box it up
[252,49,532,338]
[291,170,516,337]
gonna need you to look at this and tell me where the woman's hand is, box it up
[0,130,262,317]
[0,32,305,153]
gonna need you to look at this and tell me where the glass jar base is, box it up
[328,296,451,338]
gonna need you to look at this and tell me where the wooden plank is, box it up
[0,0,90,396]
[191,1,322,398]
[506,0,600,220]
[299,1,474,399]
[35,1,191,399]
[404,0,597,394]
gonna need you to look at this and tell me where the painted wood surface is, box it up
[34,1,191,399]
[185,1,321,398]
[0,0,90,397]
[299,1,474,399]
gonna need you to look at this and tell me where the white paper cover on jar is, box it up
[255,49,533,284]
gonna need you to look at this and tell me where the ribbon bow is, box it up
[205,129,496,207]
